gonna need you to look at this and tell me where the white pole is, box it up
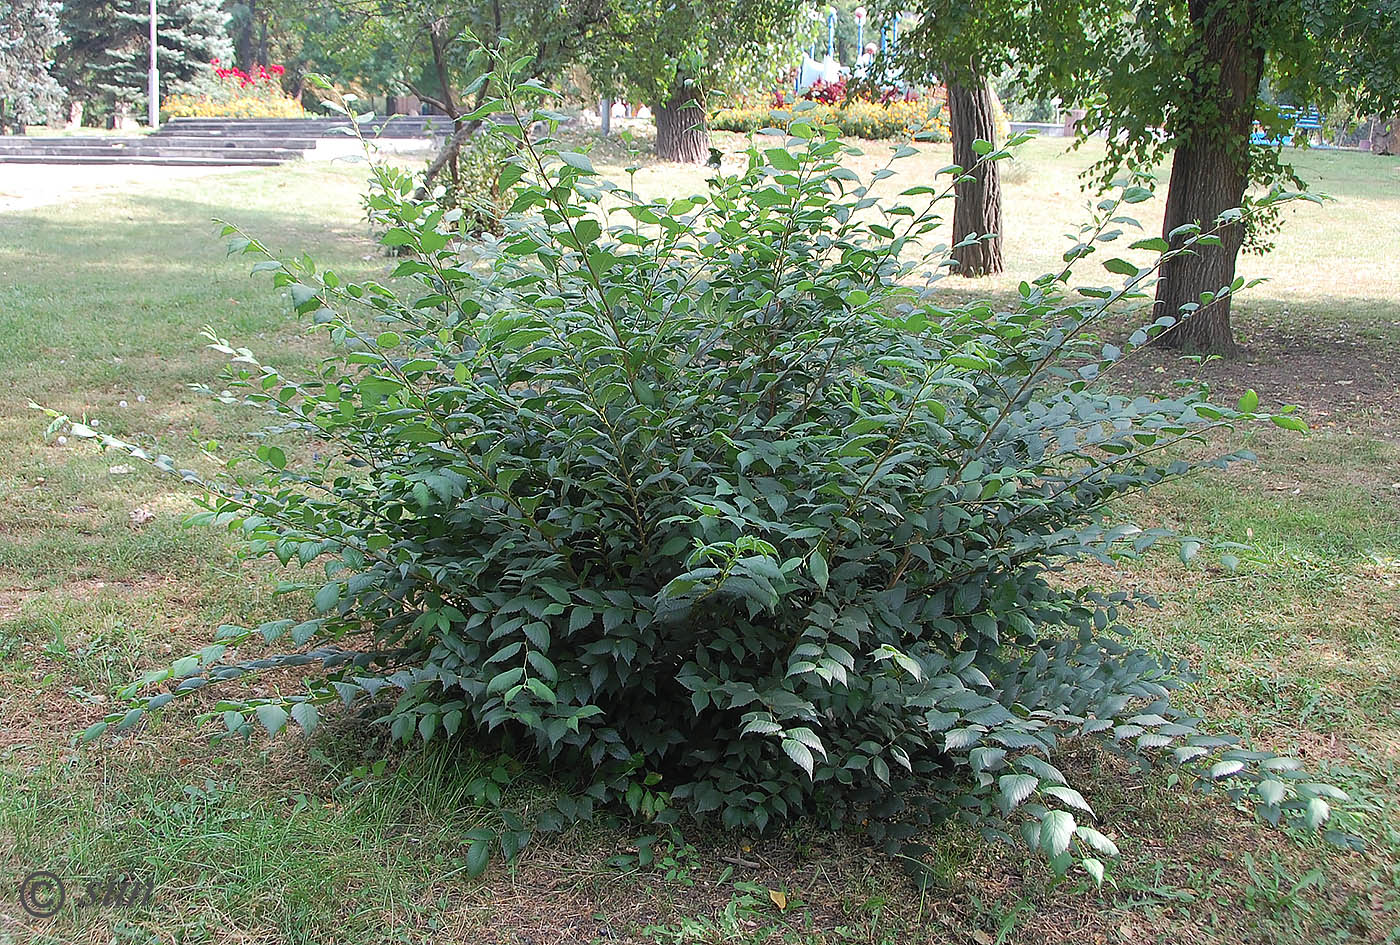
[147,0,159,128]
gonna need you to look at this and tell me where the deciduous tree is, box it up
[898,0,1400,354]
[583,0,805,163]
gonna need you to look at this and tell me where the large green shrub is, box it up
[57,71,1345,880]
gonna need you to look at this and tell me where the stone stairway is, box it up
[0,116,444,166]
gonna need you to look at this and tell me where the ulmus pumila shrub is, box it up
[55,65,1346,880]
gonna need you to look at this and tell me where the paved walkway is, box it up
[0,164,243,213]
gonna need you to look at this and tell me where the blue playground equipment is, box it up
[796,6,903,94]
[1251,105,1324,147]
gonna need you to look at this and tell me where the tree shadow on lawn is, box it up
[924,278,1400,433]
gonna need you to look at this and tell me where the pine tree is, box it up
[56,0,232,118]
[0,0,65,131]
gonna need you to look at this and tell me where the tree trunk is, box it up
[1153,2,1264,355]
[653,89,709,164]
[1376,114,1400,155]
[946,70,1004,277]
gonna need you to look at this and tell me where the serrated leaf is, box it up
[1209,759,1244,779]
[291,702,319,735]
[1044,784,1093,814]
[1257,778,1287,807]
[1040,809,1076,857]
[999,774,1039,811]
[1075,826,1119,858]
[256,704,289,736]
[810,549,829,591]
[782,738,815,777]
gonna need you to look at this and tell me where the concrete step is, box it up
[0,153,286,166]
[0,144,301,160]
[160,117,443,139]
[0,136,317,151]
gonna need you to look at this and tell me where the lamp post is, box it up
[826,6,837,59]
[854,6,866,54]
[147,0,159,128]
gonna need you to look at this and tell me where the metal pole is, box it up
[147,0,159,128]
[826,9,836,59]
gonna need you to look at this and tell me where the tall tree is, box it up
[944,67,1005,275]
[584,0,805,163]
[0,0,64,132]
[899,0,1400,354]
[894,14,1007,276]
[56,0,232,118]
[308,0,606,193]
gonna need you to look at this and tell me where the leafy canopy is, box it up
[583,0,805,105]
[895,0,1400,186]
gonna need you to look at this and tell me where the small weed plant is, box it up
[48,58,1348,883]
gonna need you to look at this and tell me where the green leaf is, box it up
[291,702,319,735]
[465,838,491,878]
[809,549,829,591]
[781,738,815,777]
[1209,759,1244,779]
[256,704,289,736]
[1257,779,1287,807]
[1237,389,1259,412]
[1040,810,1076,857]
[1129,237,1170,252]
[765,148,801,171]
[313,582,341,613]
[999,774,1039,811]
[558,151,595,174]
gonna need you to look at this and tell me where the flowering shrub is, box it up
[162,60,305,119]
[804,77,849,105]
[801,77,922,107]
[713,99,951,141]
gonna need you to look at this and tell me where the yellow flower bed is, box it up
[162,92,306,119]
[711,99,951,142]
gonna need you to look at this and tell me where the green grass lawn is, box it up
[1,135,1397,945]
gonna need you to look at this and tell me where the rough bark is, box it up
[1153,1,1264,355]
[653,89,709,164]
[1377,114,1400,155]
[946,71,1004,277]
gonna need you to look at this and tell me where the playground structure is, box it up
[795,5,904,94]
[1251,105,1325,148]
